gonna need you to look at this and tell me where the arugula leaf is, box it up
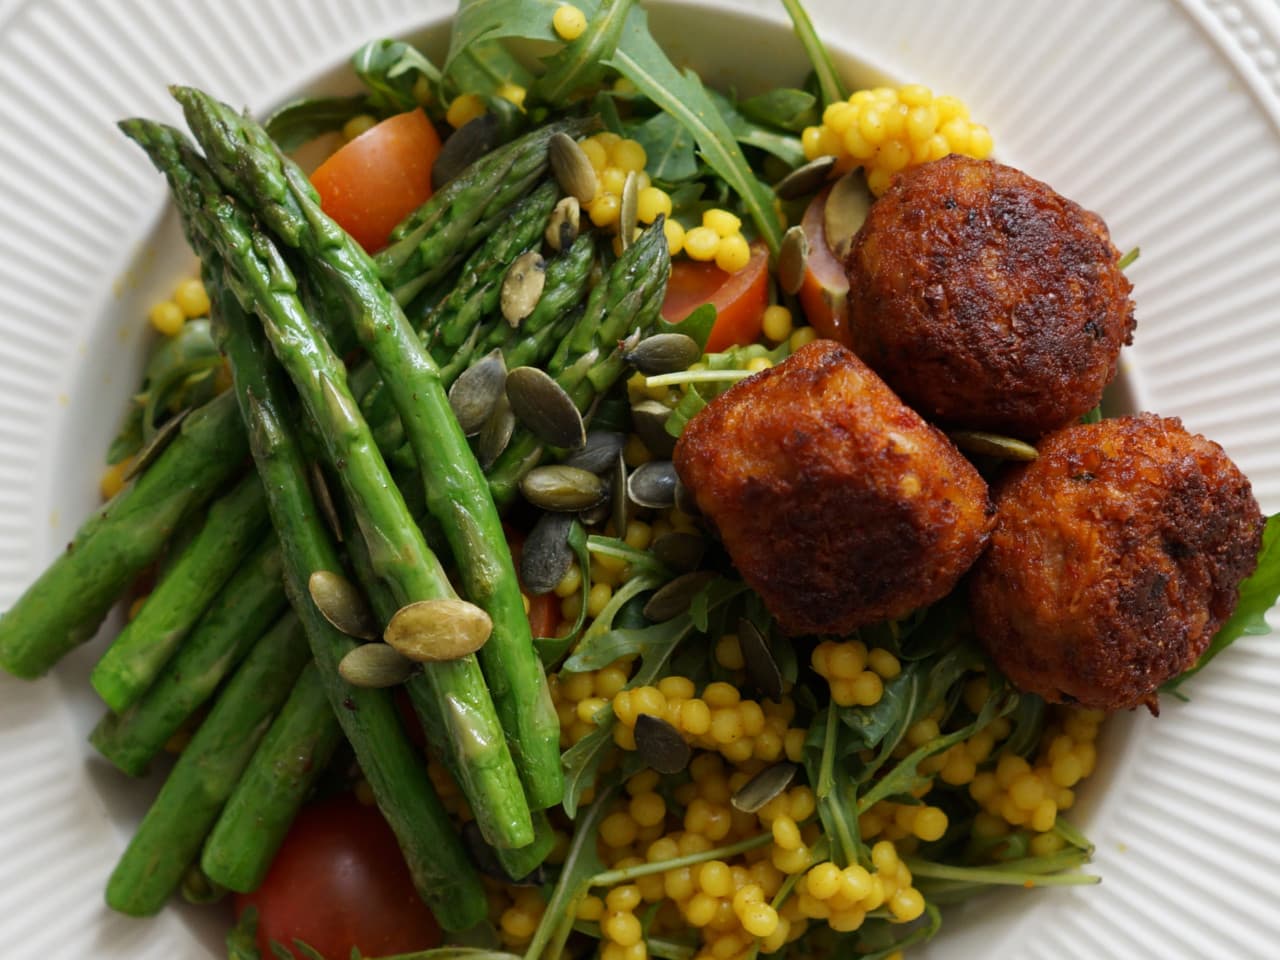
[562,574,665,671]
[1165,513,1280,692]
[656,301,716,349]
[607,7,783,255]
[706,89,807,169]
[448,43,535,98]
[445,0,572,68]
[534,0,635,104]
[226,905,260,960]
[350,39,442,113]
[1002,691,1047,757]
[738,88,819,132]
[264,95,374,152]
[629,111,699,182]
[779,0,849,107]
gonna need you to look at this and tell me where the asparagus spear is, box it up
[91,471,271,712]
[103,612,311,916]
[0,389,247,679]
[487,217,672,506]
[200,659,342,893]
[177,87,564,810]
[89,536,289,776]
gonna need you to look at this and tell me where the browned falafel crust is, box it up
[845,154,1135,439]
[673,340,994,636]
[969,414,1264,712]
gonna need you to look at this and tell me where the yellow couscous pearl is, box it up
[576,895,605,920]
[788,326,818,352]
[579,136,608,170]
[342,114,378,141]
[587,582,613,618]
[662,218,686,256]
[496,82,528,110]
[173,279,211,318]
[552,3,587,41]
[603,910,643,947]
[867,647,901,679]
[702,208,742,237]
[606,885,643,913]
[610,139,648,173]
[889,887,925,922]
[100,460,133,500]
[761,304,793,342]
[636,186,672,224]
[589,193,621,227]
[913,806,948,841]
[683,225,720,261]
[739,901,779,938]
[715,634,745,670]
[599,165,628,197]
[714,233,751,273]
[446,93,486,129]
[149,300,185,336]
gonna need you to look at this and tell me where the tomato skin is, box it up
[661,243,770,353]
[310,110,441,253]
[234,794,442,959]
[798,186,853,345]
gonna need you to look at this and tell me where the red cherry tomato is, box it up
[234,793,442,959]
[660,243,770,353]
[310,109,442,253]
[798,185,853,345]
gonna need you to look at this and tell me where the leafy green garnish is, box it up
[707,89,807,169]
[350,39,442,113]
[629,111,699,182]
[738,88,820,132]
[264,96,374,152]
[779,0,849,107]
[533,0,635,103]
[608,7,784,254]
[1164,513,1280,693]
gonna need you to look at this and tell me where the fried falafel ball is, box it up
[969,414,1264,712]
[673,340,994,636]
[845,154,1136,439]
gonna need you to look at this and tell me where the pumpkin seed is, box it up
[521,512,576,594]
[949,430,1040,462]
[627,460,678,509]
[545,196,581,253]
[778,225,810,296]
[309,461,344,543]
[610,450,628,537]
[823,171,872,260]
[578,496,611,527]
[618,170,639,250]
[309,570,379,640]
[674,476,700,517]
[739,617,783,702]
[338,642,418,688]
[642,570,717,622]
[651,531,706,572]
[731,762,799,813]
[635,713,692,775]
[562,430,626,474]
[631,400,677,459]
[520,465,606,512]
[549,132,598,204]
[501,251,547,327]
[433,114,499,190]
[124,408,190,481]
[773,155,837,200]
[622,332,702,376]
[506,366,586,450]
[448,349,508,437]
[384,597,493,662]
[477,393,516,469]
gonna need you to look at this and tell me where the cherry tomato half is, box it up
[797,185,852,345]
[310,109,442,253]
[234,793,442,959]
[660,242,770,353]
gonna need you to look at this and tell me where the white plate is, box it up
[2,1,1279,957]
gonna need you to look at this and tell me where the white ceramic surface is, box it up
[1,1,1279,957]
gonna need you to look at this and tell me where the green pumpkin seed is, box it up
[521,512,576,594]
[778,225,810,296]
[562,430,626,474]
[545,196,581,253]
[501,251,547,327]
[823,171,872,260]
[520,465,606,512]
[338,642,418,688]
[619,170,639,250]
[631,400,677,459]
[635,713,692,775]
[642,570,718,622]
[308,570,379,640]
[651,531,706,572]
[507,366,586,450]
[549,132,598,204]
[309,461,344,543]
[773,155,837,200]
[730,762,799,813]
[739,617,783,702]
[433,114,499,190]
[627,460,678,509]
[610,451,629,537]
[949,430,1040,462]
[449,348,508,437]
[384,598,493,663]
[478,393,516,470]
[123,408,190,481]
[623,333,702,376]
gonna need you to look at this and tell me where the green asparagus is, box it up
[0,388,248,679]
[177,87,564,810]
[103,612,310,916]
[89,536,289,776]
[91,471,271,712]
